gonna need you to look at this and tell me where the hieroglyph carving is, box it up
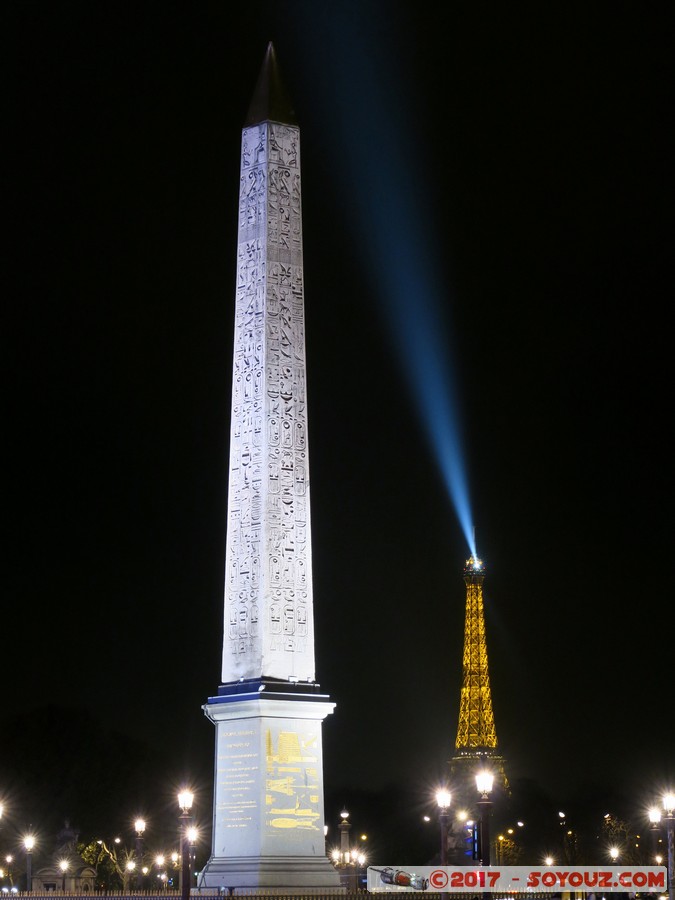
[222,122,315,684]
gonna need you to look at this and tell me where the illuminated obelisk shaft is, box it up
[198,43,339,891]
[221,53,313,687]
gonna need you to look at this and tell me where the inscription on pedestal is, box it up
[265,727,321,834]
[213,714,325,858]
[216,727,258,829]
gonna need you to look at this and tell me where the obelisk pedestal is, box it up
[198,683,338,891]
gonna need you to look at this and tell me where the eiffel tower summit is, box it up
[450,555,508,794]
[197,44,341,892]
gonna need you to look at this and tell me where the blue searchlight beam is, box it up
[291,9,477,556]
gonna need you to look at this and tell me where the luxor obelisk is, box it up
[197,43,341,892]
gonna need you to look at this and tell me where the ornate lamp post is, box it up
[177,790,194,900]
[663,792,675,900]
[329,809,366,890]
[23,836,35,894]
[338,808,351,866]
[337,809,354,890]
[436,790,452,866]
[476,771,494,866]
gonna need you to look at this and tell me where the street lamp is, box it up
[124,861,136,892]
[649,808,662,863]
[330,810,366,891]
[134,819,146,889]
[154,854,166,889]
[134,819,146,850]
[23,837,35,894]
[3,855,14,889]
[338,808,351,866]
[663,793,675,900]
[177,790,194,900]
[436,790,452,866]
[476,771,494,866]
[58,860,68,892]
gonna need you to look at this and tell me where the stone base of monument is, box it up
[196,854,343,892]
[198,681,341,893]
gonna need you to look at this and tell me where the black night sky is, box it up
[3,0,673,867]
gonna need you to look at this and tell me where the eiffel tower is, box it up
[450,555,508,795]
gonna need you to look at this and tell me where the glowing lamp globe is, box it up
[476,772,494,797]
[178,790,194,814]
[436,790,452,810]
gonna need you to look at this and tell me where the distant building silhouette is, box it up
[31,820,96,893]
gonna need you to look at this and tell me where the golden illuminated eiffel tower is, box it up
[450,555,508,793]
